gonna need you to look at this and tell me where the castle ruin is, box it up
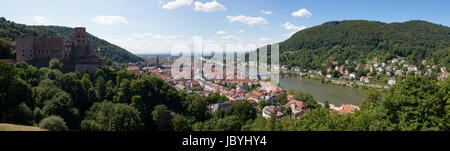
[14,27,104,73]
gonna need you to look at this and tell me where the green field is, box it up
[0,123,47,131]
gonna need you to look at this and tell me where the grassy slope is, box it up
[0,123,47,131]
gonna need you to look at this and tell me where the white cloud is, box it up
[92,15,128,25]
[194,1,227,13]
[108,34,284,54]
[216,30,228,35]
[281,22,306,37]
[260,10,272,15]
[257,37,270,42]
[226,15,269,25]
[291,8,312,18]
[281,22,306,31]
[34,16,51,24]
[220,35,237,40]
[153,34,180,39]
[131,33,179,40]
[162,0,193,10]
[132,33,153,39]
[237,30,244,34]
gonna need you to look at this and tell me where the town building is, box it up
[331,104,360,114]
[388,77,397,85]
[262,105,283,119]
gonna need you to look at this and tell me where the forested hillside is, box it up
[0,17,143,63]
[279,20,450,69]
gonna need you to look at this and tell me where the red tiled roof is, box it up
[251,90,262,97]
[287,100,306,108]
[332,104,359,114]
[247,98,257,104]
[287,95,296,100]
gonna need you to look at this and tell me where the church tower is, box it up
[156,55,160,68]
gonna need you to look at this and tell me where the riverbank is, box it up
[281,71,389,90]
[280,77,366,106]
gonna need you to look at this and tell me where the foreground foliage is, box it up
[0,59,448,131]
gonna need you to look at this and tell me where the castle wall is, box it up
[15,36,34,61]
[33,38,67,60]
[90,45,99,57]
[75,64,101,73]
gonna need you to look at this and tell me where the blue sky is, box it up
[1,0,449,54]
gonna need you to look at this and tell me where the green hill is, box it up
[0,17,143,63]
[279,20,450,69]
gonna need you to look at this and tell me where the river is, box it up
[279,77,366,106]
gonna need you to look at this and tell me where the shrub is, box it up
[39,115,68,131]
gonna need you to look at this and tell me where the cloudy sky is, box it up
[1,0,449,54]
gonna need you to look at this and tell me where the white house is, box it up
[388,77,397,85]
[349,73,357,79]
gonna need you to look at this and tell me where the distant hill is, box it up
[279,20,450,69]
[0,17,143,63]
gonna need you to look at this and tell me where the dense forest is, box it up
[279,20,450,69]
[0,17,143,63]
[0,59,448,131]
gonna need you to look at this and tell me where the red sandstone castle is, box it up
[13,27,104,73]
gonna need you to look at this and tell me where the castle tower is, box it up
[74,27,88,46]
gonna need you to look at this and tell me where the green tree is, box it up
[284,106,292,117]
[215,116,242,131]
[0,61,33,124]
[152,104,173,131]
[40,91,80,129]
[81,102,144,131]
[105,80,115,101]
[287,89,318,107]
[439,78,450,130]
[172,114,191,131]
[324,101,330,109]
[229,101,256,121]
[276,93,288,106]
[95,76,106,101]
[114,92,128,103]
[0,38,14,59]
[258,100,270,111]
[39,115,69,131]
[383,76,447,131]
[49,58,63,70]
[188,97,208,121]
[206,93,228,104]
[115,79,130,103]
[360,89,382,110]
